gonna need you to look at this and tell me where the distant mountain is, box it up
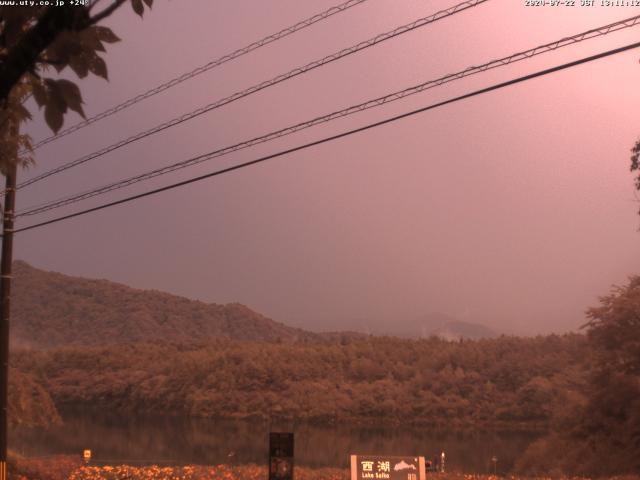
[11,261,319,348]
[430,320,498,341]
[320,312,498,340]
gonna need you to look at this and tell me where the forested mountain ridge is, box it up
[11,260,319,348]
[13,334,590,430]
[8,260,587,431]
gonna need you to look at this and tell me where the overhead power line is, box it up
[11,40,640,236]
[27,0,371,151]
[16,0,489,191]
[16,14,640,218]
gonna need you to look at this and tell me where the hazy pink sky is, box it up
[15,0,640,334]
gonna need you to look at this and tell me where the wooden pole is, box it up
[0,163,17,480]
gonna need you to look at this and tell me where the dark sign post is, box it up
[350,455,426,480]
[269,432,294,480]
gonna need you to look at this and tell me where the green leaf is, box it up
[15,104,32,122]
[131,0,144,16]
[44,103,64,134]
[78,28,105,53]
[43,79,67,115]
[88,55,108,80]
[52,63,66,74]
[93,26,121,44]
[56,79,85,119]
[31,81,47,108]
[45,31,82,66]
[68,53,90,78]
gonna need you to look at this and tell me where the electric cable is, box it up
[26,0,372,151]
[11,40,640,235]
[16,0,489,191]
[16,14,640,217]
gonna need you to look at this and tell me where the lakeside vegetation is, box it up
[514,277,640,477]
[8,369,60,428]
[8,456,640,480]
[12,334,589,430]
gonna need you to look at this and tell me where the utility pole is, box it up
[0,163,17,480]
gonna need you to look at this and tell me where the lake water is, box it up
[10,412,540,474]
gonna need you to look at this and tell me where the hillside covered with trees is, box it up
[13,334,589,430]
[11,261,319,348]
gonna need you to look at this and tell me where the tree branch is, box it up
[0,7,73,107]
[87,0,127,26]
[0,0,127,107]
[38,56,65,66]
[86,0,103,14]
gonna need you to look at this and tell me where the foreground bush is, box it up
[8,454,81,480]
[8,459,640,480]
[65,464,640,480]
[68,464,346,480]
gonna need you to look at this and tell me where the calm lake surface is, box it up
[10,411,540,474]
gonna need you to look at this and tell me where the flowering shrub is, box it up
[64,466,640,480]
[8,458,640,480]
[68,464,348,480]
[9,455,81,480]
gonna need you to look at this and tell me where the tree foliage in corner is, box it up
[516,276,640,477]
[0,0,153,172]
[631,138,640,213]
[581,276,640,471]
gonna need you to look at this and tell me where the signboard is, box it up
[269,432,294,480]
[350,455,426,480]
